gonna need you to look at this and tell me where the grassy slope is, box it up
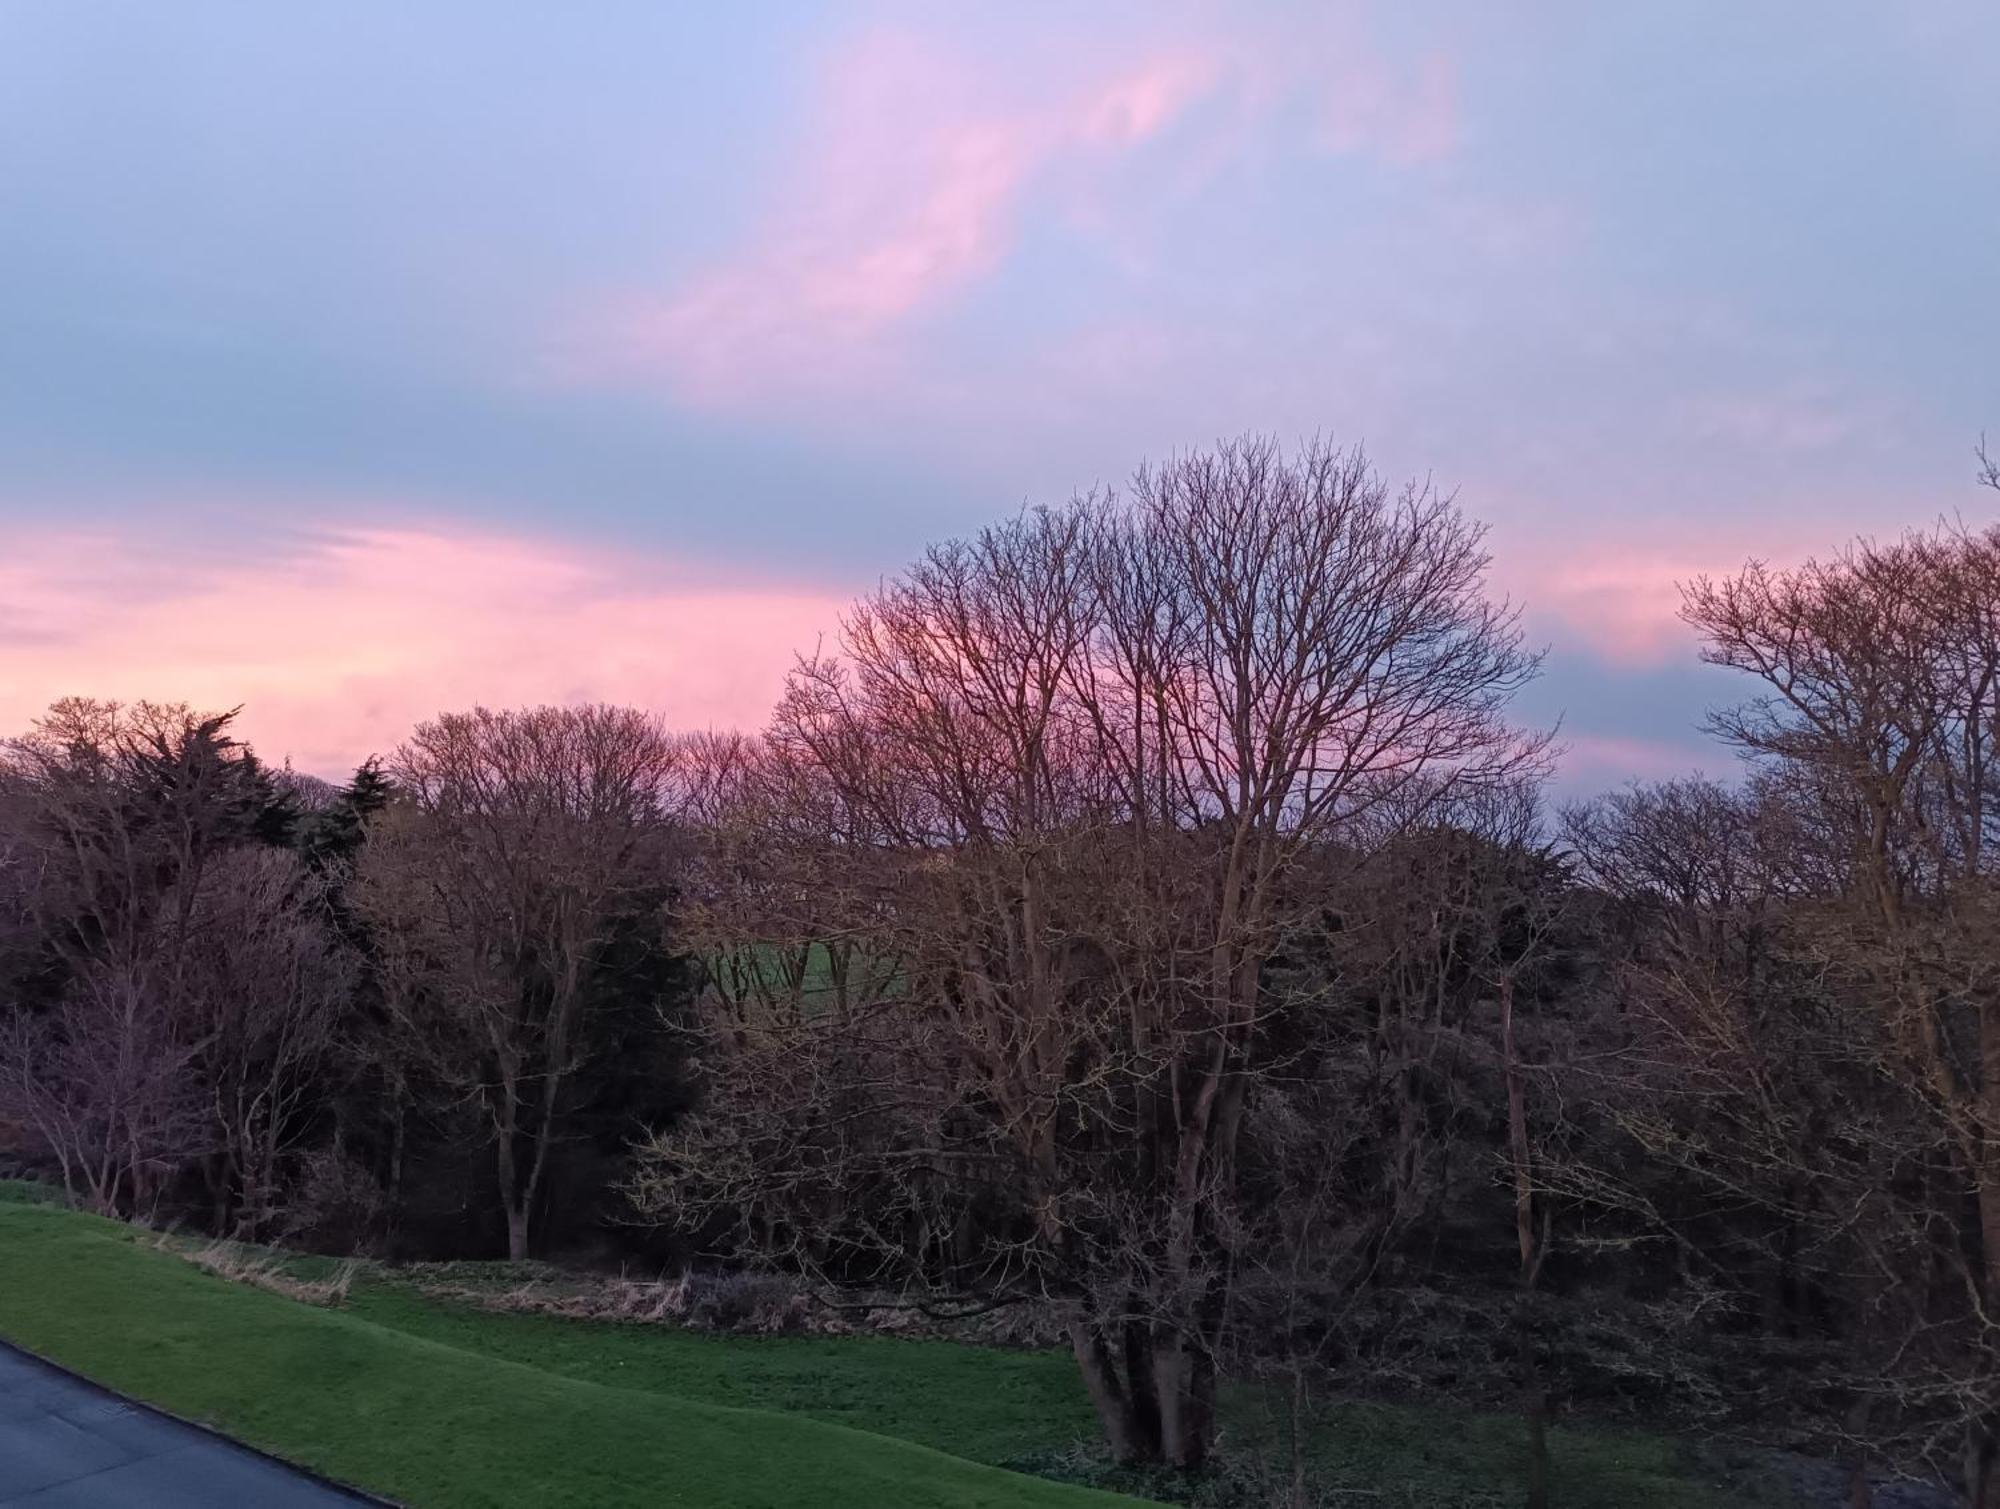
[350,1282,1768,1508]
[0,1199,1138,1509]
[350,1284,1098,1469]
[0,1184,1778,1508]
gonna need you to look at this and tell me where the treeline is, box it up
[0,701,693,1262]
[5,434,2000,1505]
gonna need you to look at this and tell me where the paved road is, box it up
[0,1344,374,1506]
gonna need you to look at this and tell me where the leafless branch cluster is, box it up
[354,704,684,1260]
[0,701,347,1228]
[1553,518,2000,1505]
[633,436,1545,1468]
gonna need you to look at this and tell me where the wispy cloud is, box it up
[555,16,1461,406]
[558,35,1217,403]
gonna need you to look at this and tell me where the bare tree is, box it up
[1565,773,1945,1505]
[178,847,353,1238]
[638,436,1543,1469]
[0,962,209,1213]
[357,704,681,1260]
[1559,517,2000,1504]
[0,700,294,1213]
[1219,776,1573,1506]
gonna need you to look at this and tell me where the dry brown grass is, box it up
[406,1270,812,1333]
[390,1265,1065,1346]
[146,1233,356,1307]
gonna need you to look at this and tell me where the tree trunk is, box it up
[1182,1345,1216,1472]
[384,1087,407,1257]
[1966,1426,1997,1509]
[494,1062,532,1261]
[1501,974,1550,1509]
[496,1104,531,1261]
[1070,1319,1142,1464]
[208,1160,234,1238]
[1153,1335,1197,1469]
[1120,1311,1162,1457]
[1069,1309,1215,1471]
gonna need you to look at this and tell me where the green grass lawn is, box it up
[0,1196,1138,1509]
[349,1282,1099,1470]
[0,1184,1789,1508]
[350,1280,1773,1509]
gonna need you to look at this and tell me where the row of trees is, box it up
[0,700,690,1260]
[5,435,2000,1504]
[1569,486,2000,1504]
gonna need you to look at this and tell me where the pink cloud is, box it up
[1490,467,1954,673]
[556,18,1459,406]
[0,519,847,777]
[1080,55,1220,147]
[564,38,1220,404]
[615,120,1031,401]
[1492,523,1811,669]
[1526,549,1706,666]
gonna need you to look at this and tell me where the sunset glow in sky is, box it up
[4,3,1997,792]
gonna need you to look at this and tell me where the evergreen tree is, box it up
[300,758,396,873]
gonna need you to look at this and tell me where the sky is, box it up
[2,2,1997,793]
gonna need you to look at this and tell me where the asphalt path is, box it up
[0,1343,376,1506]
